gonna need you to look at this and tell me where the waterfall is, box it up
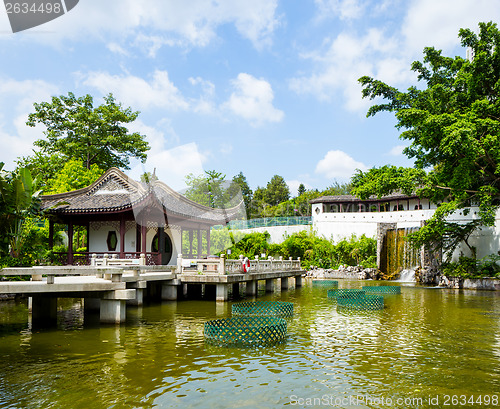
[396,269,416,282]
[381,227,419,281]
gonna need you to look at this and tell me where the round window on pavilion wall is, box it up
[106,231,118,251]
[151,232,173,264]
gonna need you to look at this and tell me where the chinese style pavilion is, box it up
[41,168,244,265]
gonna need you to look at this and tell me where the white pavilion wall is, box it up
[88,222,180,256]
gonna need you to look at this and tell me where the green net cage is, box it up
[232,301,294,317]
[337,294,384,310]
[204,316,287,347]
[327,289,365,299]
[363,285,401,294]
[312,280,338,288]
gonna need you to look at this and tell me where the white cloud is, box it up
[314,0,365,20]
[81,70,189,111]
[315,150,367,179]
[133,34,181,58]
[128,142,207,191]
[291,0,500,113]
[189,77,216,114]
[402,0,500,56]
[388,145,407,156]
[107,42,130,56]
[287,180,312,196]
[0,78,59,169]
[224,73,284,126]
[6,0,280,51]
[290,29,407,112]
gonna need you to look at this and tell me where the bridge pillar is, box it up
[127,289,144,306]
[31,296,57,328]
[232,283,240,298]
[281,277,289,291]
[216,284,228,301]
[127,281,147,306]
[161,284,178,301]
[295,275,303,287]
[246,280,257,296]
[265,279,275,293]
[100,300,126,324]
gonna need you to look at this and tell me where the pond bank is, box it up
[308,267,500,291]
[306,266,378,280]
[439,276,500,290]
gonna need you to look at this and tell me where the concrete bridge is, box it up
[0,254,303,326]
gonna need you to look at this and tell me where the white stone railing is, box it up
[0,266,127,283]
[0,264,174,284]
[176,254,301,275]
[90,253,146,266]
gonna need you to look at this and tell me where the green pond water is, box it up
[1,281,500,409]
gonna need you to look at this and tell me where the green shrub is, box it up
[222,230,377,270]
[442,254,500,278]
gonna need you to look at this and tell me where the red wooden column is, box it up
[68,221,74,265]
[119,218,126,258]
[135,224,141,252]
[141,224,147,254]
[48,220,54,249]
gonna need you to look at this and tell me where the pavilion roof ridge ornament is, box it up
[86,167,144,197]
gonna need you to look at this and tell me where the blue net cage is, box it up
[204,316,287,347]
[232,301,294,318]
[337,294,384,310]
[362,285,401,295]
[312,280,338,288]
[327,289,365,300]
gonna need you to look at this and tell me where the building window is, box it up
[151,232,172,254]
[329,204,339,213]
[106,231,118,251]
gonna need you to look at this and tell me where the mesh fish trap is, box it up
[363,285,401,294]
[312,280,338,288]
[231,301,294,317]
[204,316,287,347]
[327,289,365,299]
[337,294,384,310]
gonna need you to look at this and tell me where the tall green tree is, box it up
[265,175,290,206]
[230,172,252,218]
[0,164,42,258]
[322,181,352,196]
[25,92,149,172]
[297,183,306,197]
[16,152,67,190]
[46,159,104,194]
[184,170,238,209]
[357,21,500,259]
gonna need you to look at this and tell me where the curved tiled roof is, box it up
[42,168,245,224]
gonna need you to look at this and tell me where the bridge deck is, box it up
[0,264,304,323]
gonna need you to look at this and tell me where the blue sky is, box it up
[1,0,499,194]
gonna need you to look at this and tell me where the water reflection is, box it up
[0,284,499,408]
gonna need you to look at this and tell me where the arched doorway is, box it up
[151,231,173,265]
